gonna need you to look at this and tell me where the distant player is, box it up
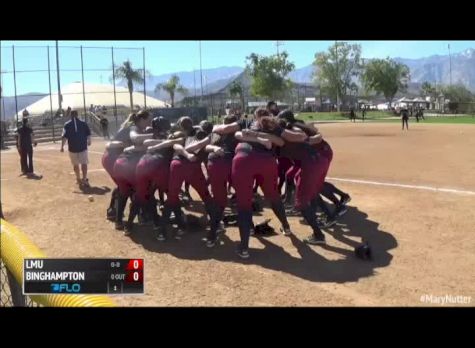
[350,108,356,123]
[401,108,409,130]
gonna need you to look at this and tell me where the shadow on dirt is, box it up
[128,205,397,284]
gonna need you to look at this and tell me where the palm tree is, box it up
[113,60,144,111]
[155,75,187,108]
[421,81,437,101]
[229,80,245,110]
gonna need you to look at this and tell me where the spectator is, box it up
[350,108,356,122]
[60,110,92,187]
[0,120,7,149]
[15,117,37,175]
[100,116,110,139]
[266,101,279,116]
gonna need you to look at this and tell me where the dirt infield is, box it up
[1,122,474,306]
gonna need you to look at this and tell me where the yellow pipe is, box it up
[1,219,116,307]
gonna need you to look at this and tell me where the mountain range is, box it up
[144,48,475,100]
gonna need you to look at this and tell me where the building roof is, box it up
[17,82,169,117]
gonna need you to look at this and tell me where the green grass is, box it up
[373,116,475,124]
[207,112,475,124]
[295,111,394,122]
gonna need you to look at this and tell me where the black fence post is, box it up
[80,46,87,123]
[12,45,18,125]
[143,47,147,109]
[47,46,55,142]
[112,47,118,131]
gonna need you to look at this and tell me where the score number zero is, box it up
[110,260,141,281]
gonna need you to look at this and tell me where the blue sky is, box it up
[1,40,474,96]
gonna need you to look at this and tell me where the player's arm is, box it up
[205,144,225,156]
[123,144,147,153]
[308,133,323,145]
[240,129,285,147]
[205,144,222,153]
[185,136,211,153]
[280,129,308,143]
[147,138,183,151]
[105,141,124,149]
[143,139,164,147]
[212,122,241,135]
[173,143,197,161]
[130,129,153,145]
[235,131,273,149]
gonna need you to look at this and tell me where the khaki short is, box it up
[69,151,89,166]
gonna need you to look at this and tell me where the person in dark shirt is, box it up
[155,116,220,242]
[135,116,181,232]
[112,110,153,233]
[16,117,37,175]
[350,108,356,122]
[401,109,409,130]
[204,115,239,244]
[266,101,280,117]
[277,110,328,245]
[100,116,110,139]
[60,110,92,187]
[213,108,310,258]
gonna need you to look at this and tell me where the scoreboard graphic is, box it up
[23,258,144,295]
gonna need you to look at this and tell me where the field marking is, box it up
[327,177,475,196]
[69,169,105,175]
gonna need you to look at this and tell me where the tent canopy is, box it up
[17,82,169,117]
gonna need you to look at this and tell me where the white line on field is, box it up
[327,177,475,196]
[69,169,105,174]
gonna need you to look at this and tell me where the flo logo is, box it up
[51,283,81,293]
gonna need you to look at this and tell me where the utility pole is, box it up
[55,41,63,116]
[275,41,284,56]
[335,41,340,112]
[199,41,204,104]
[193,68,197,101]
[448,43,452,87]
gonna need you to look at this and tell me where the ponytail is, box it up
[120,113,137,130]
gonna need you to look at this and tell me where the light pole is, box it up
[448,43,452,87]
[275,41,284,56]
[199,41,204,104]
[335,41,340,112]
[55,40,62,116]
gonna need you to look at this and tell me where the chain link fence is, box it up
[1,45,147,131]
[1,260,40,307]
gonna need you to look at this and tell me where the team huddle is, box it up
[101,102,351,259]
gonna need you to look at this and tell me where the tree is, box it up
[229,80,245,110]
[361,58,410,108]
[441,84,474,103]
[113,60,144,111]
[421,81,437,100]
[246,51,295,100]
[313,42,362,111]
[155,75,187,108]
